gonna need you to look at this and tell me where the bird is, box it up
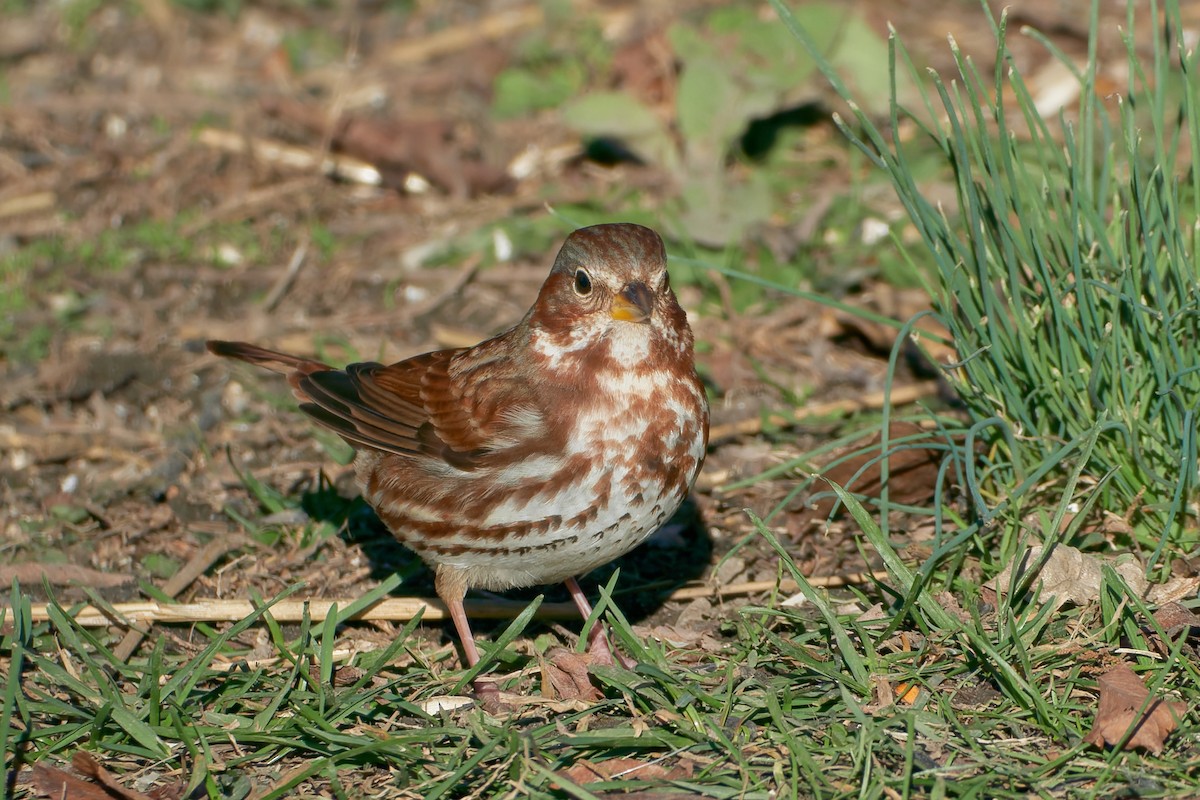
[207,222,709,696]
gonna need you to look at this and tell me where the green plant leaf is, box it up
[562,91,664,138]
[562,91,678,171]
[828,13,892,115]
[676,57,741,153]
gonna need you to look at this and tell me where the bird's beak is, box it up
[611,281,653,323]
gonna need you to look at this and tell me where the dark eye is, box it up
[573,269,592,296]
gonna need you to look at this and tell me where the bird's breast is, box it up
[355,363,707,589]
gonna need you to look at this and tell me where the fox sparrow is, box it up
[207,223,709,692]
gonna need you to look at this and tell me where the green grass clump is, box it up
[780,0,1200,563]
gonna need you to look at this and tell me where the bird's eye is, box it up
[662,271,671,290]
[573,269,592,296]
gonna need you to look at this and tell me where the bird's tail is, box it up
[205,340,329,377]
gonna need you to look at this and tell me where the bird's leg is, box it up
[435,567,497,699]
[564,576,638,669]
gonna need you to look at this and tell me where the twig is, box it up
[262,240,310,312]
[179,176,318,237]
[385,6,546,65]
[0,564,133,589]
[708,381,941,443]
[208,646,359,673]
[0,190,54,219]
[35,597,579,627]
[195,127,381,185]
[410,253,481,321]
[24,571,890,627]
[384,5,632,66]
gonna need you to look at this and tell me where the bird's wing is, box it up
[210,340,546,469]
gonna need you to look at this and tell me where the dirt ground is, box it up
[0,0,1175,791]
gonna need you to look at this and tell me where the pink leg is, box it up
[445,594,483,668]
[436,568,497,698]
[564,577,637,669]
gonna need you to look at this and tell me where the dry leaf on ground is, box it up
[562,756,693,784]
[29,763,113,800]
[29,751,179,800]
[1146,601,1200,656]
[808,422,943,521]
[989,545,1147,610]
[1147,575,1200,605]
[541,649,602,702]
[1084,663,1186,754]
[1151,601,1200,635]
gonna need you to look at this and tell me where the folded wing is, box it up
[207,340,539,470]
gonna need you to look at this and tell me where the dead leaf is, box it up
[261,97,510,197]
[673,596,713,632]
[990,545,1148,610]
[541,649,601,702]
[823,287,954,364]
[420,695,475,714]
[30,763,113,799]
[854,603,888,623]
[562,756,692,785]
[306,662,364,688]
[1147,575,1200,605]
[642,624,725,656]
[331,665,364,687]
[1084,663,1186,754]
[951,681,1002,710]
[1145,602,1200,656]
[1151,602,1200,634]
[809,422,944,521]
[28,751,173,800]
[73,752,170,800]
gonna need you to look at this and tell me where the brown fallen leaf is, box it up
[30,762,113,799]
[1084,663,1186,754]
[562,756,693,785]
[261,97,510,197]
[808,422,945,521]
[1147,575,1200,605]
[28,752,174,800]
[821,287,954,365]
[1151,602,1200,634]
[541,649,602,702]
[72,751,173,800]
[306,662,365,688]
[1145,601,1200,657]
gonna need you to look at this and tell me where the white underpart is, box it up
[480,460,607,528]
[604,321,652,363]
[492,454,568,485]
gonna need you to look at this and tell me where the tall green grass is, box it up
[773,0,1200,570]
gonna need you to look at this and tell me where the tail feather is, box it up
[206,340,329,376]
[206,339,429,459]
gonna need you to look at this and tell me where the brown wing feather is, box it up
[206,339,538,468]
